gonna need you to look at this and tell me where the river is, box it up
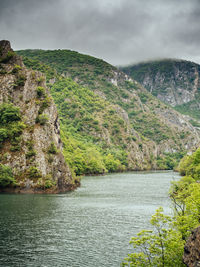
[0,171,180,267]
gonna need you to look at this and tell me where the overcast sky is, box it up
[0,0,200,65]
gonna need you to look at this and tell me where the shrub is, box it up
[15,74,26,87]
[44,178,54,189]
[109,109,115,115]
[38,96,51,114]
[102,122,109,128]
[26,150,36,159]
[27,166,42,179]
[10,144,21,152]
[0,128,8,145]
[104,153,121,172]
[0,164,16,187]
[48,142,57,154]
[35,114,49,125]
[10,136,22,152]
[36,86,46,98]
[9,122,25,137]
[1,51,15,63]
[0,103,21,124]
[35,176,55,189]
[11,64,22,74]
[37,76,45,83]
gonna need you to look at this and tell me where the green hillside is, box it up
[16,50,200,174]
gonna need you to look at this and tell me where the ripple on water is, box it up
[0,171,180,267]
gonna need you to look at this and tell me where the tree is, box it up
[0,164,16,187]
[122,208,185,267]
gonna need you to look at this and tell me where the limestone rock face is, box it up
[183,227,200,267]
[121,59,200,107]
[0,40,12,56]
[0,40,78,193]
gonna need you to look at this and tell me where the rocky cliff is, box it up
[16,49,200,173]
[183,226,200,267]
[121,59,200,120]
[0,40,78,193]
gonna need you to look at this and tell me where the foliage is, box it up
[14,74,26,87]
[50,78,129,174]
[38,95,51,114]
[0,128,8,144]
[1,51,15,63]
[36,86,46,98]
[11,64,22,74]
[25,141,36,159]
[0,164,16,187]
[175,100,200,120]
[170,178,200,240]
[178,147,200,178]
[123,147,200,266]
[0,103,21,123]
[27,166,42,179]
[189,119,200,128]
[16,49,190,173]
[156,152,185,170]
[104,153,123,172]
[122,208,185,267]
[35,175,56,189]
[35,114,49,125]
[48,142,57,154]
[0,103,25,150]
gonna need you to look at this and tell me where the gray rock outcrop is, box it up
[0,40,79,193]
[183,226,200,267]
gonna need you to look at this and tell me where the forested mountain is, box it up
[121,59,200,121]
[16,50,200,175]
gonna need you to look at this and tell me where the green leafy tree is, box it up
[122,208,185,267]
[104,153,121,172]
[123,147,200,266]
[0,164,16,187]
[0,103,21,123]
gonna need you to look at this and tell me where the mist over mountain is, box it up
[121,59,200,121]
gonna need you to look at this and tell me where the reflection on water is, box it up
[0,171,179,267]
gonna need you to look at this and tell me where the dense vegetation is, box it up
[16,50,190,144]
[122,147,200,266]
[0,103,25,152]
[51,78,128,175]
[0,103,24,187]
[16,50,197,174]
[0,164,16,187]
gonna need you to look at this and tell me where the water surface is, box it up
[0,171,180,267]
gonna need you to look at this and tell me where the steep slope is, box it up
[16,49,200,172]
[121,59,200,120]
[0,40,78,193]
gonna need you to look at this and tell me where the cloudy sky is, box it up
[0,0,200,65]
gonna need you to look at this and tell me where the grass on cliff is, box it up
[0,103,25,152]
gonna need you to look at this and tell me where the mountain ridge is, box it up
[16,49,200,174]
[121,58,200,120]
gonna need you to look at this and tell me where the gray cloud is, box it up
[0,0,200,65]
